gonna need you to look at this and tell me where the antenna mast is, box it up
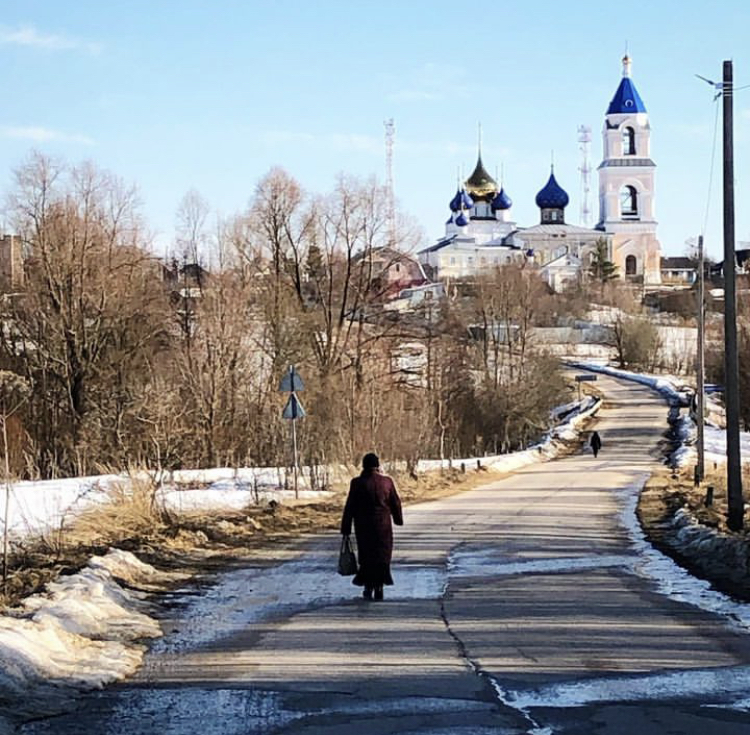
[577,124,592,226]
[384,118,396,246]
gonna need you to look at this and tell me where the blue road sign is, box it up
[574,374,598,382]
[279,365,305,392]
[282,394,306,419]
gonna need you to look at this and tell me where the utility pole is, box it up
[696,234,705,483]
[722,60,744,531]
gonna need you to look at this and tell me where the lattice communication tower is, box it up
[577,124,592,226]
[384,118,395,246]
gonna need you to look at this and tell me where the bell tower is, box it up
[597,55,661,284]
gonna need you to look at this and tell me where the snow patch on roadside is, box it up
[618,476,750,629]
[0,550,171,728]
[0,470,334,542]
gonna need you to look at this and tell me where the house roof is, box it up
[418,235,457,254]
[517,223,602,236]
[660,257,695,270]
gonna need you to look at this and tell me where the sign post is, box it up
[574,374,597,402]
[279,366,305,498]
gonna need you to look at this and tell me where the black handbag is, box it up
[338,535,358,576]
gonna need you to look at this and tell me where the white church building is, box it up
[418,55,662,290]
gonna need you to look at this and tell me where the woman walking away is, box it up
[341,453,403,601]
[590,431,602,458]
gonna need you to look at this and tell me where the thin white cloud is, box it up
[263,129,508,160]
[263,130,379,153]
[388,62,471,103]
[0,25,102,54]
[0,126,94,145]
[328,133,380,153]
[390,89,443,102]
[263,131,316,145]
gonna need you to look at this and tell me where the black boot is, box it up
[363,586,373,600]
[374,586,384,601]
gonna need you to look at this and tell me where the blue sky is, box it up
[0,1,748,261]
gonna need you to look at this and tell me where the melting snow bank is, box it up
[416,395,601,474]
[620,475,750,628]
[568,361,691,407]
[0,549,180,731]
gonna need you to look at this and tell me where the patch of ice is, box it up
[503,665,750,710]
[448,549,635,578]
[154,550,446,653]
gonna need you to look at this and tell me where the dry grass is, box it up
[0,463,510,609]
[640,464,750,535]
[66,477,171,548]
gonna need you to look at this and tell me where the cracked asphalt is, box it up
[21,375,750,734]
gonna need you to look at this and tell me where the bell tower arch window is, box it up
[625,254,637,276]
[623,126,636,155]
[620,185,638,219]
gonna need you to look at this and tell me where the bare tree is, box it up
[3,153,170,476]
[175,189,210,266]
[0,371,29,587]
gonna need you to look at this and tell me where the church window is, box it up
[620,185,638,217]
[625,255,637,275]
[623,126,636,155]
[450,257,456,265]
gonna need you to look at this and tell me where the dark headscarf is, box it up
[362,452,380,471]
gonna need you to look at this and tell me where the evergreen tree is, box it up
[589,237,619,283]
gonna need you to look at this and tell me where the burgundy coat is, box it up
[341,470,403,585]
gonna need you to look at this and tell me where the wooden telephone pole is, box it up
[721,60,744,531]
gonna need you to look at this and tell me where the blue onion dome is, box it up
[445,214,454,225]
[449,188,474,212]
[465,154,497,201]
[535,169,569,209]
[449,188,462,212]
[454,212,469,227]
[491,187,512,211]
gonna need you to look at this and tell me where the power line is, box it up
[701,96,721,238]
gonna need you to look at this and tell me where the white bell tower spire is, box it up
[597,54,661,284]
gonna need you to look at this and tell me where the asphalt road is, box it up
[22,375,750,734]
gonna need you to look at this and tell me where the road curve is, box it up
[21,375,750,735]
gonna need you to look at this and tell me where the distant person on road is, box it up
[590,431,602,458]
[341,453,403,601]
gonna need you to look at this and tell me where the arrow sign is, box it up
[279,365,305,392]
[282,393,306,420]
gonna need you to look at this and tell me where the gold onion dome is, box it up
[464,154,498,200]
